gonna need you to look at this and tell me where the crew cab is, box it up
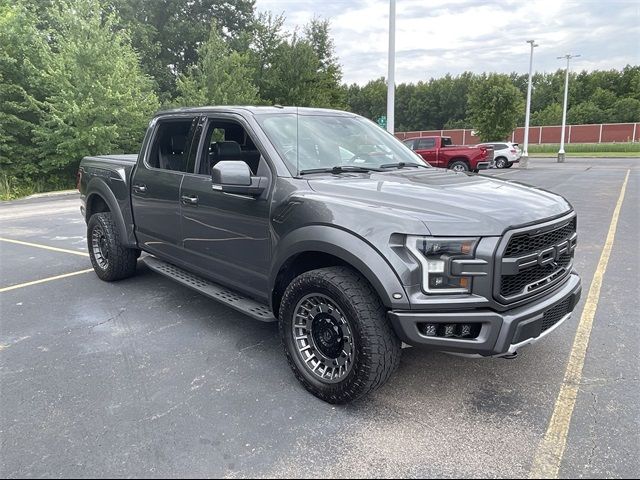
[78,107,581,404]
[402,136,493,172]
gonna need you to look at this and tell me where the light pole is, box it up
[557,53,580,162]
[521,39,538,169]
[386,0,396,134]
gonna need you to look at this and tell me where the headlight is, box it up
[406,236,478,294]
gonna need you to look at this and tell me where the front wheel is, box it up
[279,267,401,404]
[88,212,138,281]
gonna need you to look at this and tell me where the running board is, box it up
[143,256,276,323]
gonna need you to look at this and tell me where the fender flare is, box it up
[270,225,410,309]
[85,177,136,247]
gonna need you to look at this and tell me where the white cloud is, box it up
[255,0,640,84]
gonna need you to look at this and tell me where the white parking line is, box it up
[0,268,94,293]
[0,237,89,257]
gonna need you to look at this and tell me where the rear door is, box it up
[131,115,199,261]
[414,137,439,166]
[178,114,273,300]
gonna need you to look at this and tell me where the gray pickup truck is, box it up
[78,106,581,403]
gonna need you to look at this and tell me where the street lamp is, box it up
[557,53,580,162]
[521,39,538,169]
[386,0,396,134]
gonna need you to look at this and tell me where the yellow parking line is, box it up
[0,237,89,257]
[530,169,630,478]
[0,269,94,293]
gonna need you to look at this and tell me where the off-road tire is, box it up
[88,212,138,282]
[279,266,401,404]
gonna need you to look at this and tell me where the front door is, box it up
[131,115,198,261]
[179,115,272,300]
[414,137,439,167]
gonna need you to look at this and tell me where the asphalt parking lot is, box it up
[1,157,638,478]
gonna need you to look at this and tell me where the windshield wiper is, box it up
[299,165,381,175]
[380,162,428,169]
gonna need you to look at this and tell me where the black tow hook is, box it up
[502,351,518,359]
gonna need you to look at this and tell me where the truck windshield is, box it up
[255,113,427,175]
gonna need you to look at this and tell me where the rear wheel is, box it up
[505,162,514,168]
[494,157,507,169]
[88,212,138,281]
[449,160,469,172]
[279,266,401,404]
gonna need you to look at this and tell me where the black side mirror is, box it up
[212,161,266,196]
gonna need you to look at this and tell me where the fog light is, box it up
[421,324,435,336]
[444,324,455,337]
[460,324,472,337]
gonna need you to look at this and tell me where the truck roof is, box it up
[154,106,357,118]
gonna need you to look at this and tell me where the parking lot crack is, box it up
[88,308,126,330]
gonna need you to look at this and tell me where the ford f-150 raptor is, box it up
[78,106,581,404]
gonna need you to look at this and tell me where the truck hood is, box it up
[306,168,572,236]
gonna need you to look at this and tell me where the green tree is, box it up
[467,74,524,141]
[303,18,345,107]
[531,103,563,126]
[34,0,159,178]
[175,22,260,106]
[610,97,640,123]
[107,0,256,100]
[567,101,605,124]
[0,2,49,178]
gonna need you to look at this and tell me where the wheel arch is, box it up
[270,226,410,317]
[448,157,471,168]
[85,178,134,247]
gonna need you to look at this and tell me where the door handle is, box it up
[181,195,199,205]
[132,184,147,194]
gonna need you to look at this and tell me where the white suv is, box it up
[479,142,521,169]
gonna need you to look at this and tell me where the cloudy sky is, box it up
[255,0,640,85]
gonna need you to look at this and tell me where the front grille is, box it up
[505,218,577,257]
[497,216,577,303]
[501,253,572,297]
[541,298,572,332]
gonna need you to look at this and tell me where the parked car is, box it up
[402,136,493,172]
[78,107,581,404]
[479,142,521,169]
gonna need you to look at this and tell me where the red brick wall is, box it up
[395,122,639,145]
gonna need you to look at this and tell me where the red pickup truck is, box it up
[402,136,492,172]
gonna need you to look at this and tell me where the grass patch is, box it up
[530,152,640,158]
[0,172,74,201]
[528,143,640,154]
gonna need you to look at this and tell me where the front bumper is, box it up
[388,273,581,357]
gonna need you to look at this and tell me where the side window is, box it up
[196,119,263,176]
[147,119,195,172]
[403,139,416,150]
[417,138,436,149]
[441,137,453,148]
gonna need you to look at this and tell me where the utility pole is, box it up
[521,40,538,169]
[557,53,580,163]
[386,0,396,134]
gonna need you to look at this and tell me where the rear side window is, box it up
[416,138,436,149]
[147,119,196,172]
[403,139,416,149]
[441,137,452,147]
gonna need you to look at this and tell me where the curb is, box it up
[23,190,78,200]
